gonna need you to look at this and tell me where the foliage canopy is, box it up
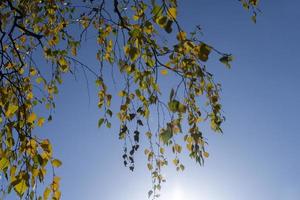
[0,0,259,199]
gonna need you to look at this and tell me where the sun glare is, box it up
[171,186,184,200]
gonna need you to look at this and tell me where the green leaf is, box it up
[198,43,211,62]
[98,118,105,127]
[128,46,139,61]
[164,20,173,33]
[168,100,179,112]
[106,121,111,128]
[219,55,233,68]
[151,5,162,16]
[178,103,187,113]
[106,109,113,117]
[160,126,173,144]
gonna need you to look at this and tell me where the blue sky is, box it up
[17,1,300,200]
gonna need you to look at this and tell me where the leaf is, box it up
[147,163,153,170]
[106,109,113,117]
[43,187,51,200]
[71,45,77,56]
[14,179,28,197]
[37,117,45,127]
[219,55,233,68]
[52,159,62,167]
[128,46,139,62]
[176,31,187,41]
[164,20,173,33]
[178,103,187,113]
[5,104,18,118]
[118,90,126,97]
[80,16,90,28]
[27,113,37,124]
[167,7,177,19]
[250,0,259,6]
[148,190,153,198]
[203,151,209,158]
[174,144,182,153]
[29,67,37,76]
[173,158,179,166]
[160,127,172,144]
[106,121,111,128]
[198,43,211,62]
[58,57,69,72]
[98,118,104,127]
[169,88,175,101]
[0,158,9,171]
[168,100,179,112]
[251,14,257,23]
[160,69,168,75]
[157,16,167,27]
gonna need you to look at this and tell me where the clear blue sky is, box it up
[19,1,300,200]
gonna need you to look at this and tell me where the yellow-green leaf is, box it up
[5,104,18,118]
[0,158,9,171]
[58,57,69,72]
[51,159,62,168]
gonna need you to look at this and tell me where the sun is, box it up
[171,186,184,200]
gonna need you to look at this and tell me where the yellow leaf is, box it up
[160,69,168,75]
[18,67,24,75]
[29,67,37,76]
[51,159,62,168]
[159,147,165,154]
[203,151,209,158]
[173,158,179,166]
[71,45,77,56]
[14,179,28,197]
[26,92,33,100]
[0,158,10,171]
[27,113,37,124]
[36,77,44,84]
[58,57,69,72]
[167,7,177,19]
[43,187,51,200]
[37,117,45,127]
[20,35,26,43]
[48,35,59,46]
[53,191,61,199]
[176,31,187,41]
[52,176,61,191]
[118,90,126,97]
[133,15,139,21]
[174,144,182,153]
[5,104,18,118]
[80,16,90,29]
